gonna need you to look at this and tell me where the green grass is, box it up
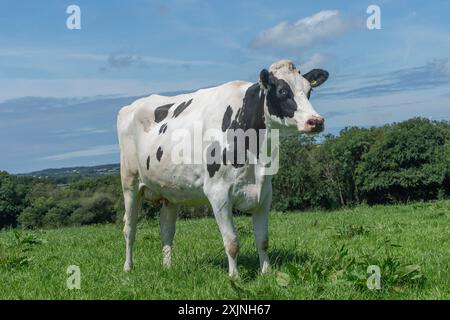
[1,201,449,299]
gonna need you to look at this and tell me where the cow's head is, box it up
[259,60,328,133]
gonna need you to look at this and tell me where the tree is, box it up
[70,193,117,225]
[356,118,448,203]
[0,171,25,228]
[317,127,380,207]
[271,135,328,211]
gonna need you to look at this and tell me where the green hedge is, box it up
[1,117,450,229]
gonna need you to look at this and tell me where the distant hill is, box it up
[20,164,120,178]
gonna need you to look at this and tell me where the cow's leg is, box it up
[252,191,272,274]
[211,201,240,278]
[122,176,140,272]
[159,202,177,268]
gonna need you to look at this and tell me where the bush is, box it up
[70,193,117,225]
[43,203,77,228]
[356,118,448,203]
[0,172,23,229]
[272,135,321,211]
[17,197,54,229]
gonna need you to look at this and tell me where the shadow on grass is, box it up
[204,248,311,281]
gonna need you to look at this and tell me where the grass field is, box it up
[0,201,449,300]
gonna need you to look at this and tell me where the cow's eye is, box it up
[279,88,288,96]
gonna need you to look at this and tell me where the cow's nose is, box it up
[306,116,324,132]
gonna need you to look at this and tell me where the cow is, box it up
[117,60,329,278]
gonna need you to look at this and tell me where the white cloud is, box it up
[0,77,210,102]
[0,78,150,101]
[107,53,145,69]
[53,127,112,138]
[251,10,355,52]
[0,49,105,61]
[319,56,450,99]
[103,52,230,70]
[299,53,329,72]
[42,144,119,161]
[0,48,228,68]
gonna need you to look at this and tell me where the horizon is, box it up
[12,116,449,175]
[1,1,450,173]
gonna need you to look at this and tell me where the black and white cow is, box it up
[117,60,329,277]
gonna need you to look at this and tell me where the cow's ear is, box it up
[259,69,270,89]
[303,69,329,88]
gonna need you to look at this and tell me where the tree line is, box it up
[1,117,450,229]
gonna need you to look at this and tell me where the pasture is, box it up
[0,201,449,300]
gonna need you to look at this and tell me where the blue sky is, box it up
[1,0,450,173]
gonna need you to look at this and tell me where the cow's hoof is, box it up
[228,272,240,280]
[123,263,133,272]
[261,263,271,275]
[163,254,172,268]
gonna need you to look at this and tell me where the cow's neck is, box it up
[238,83,276,167]
[224,83,276,164]
[234,83,266,131]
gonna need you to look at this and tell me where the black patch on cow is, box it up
[159,123,168,134]
[266,77,297,119]
[154,104,174,123]
[221,105,233,132]
[172,98,193,118]
[146,156,150,170]
[234,83,266,131]
[220,84,267,167]
[156,146,163,162]
[206,142,221,178]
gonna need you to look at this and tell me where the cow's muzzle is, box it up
[306,116,324,133]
